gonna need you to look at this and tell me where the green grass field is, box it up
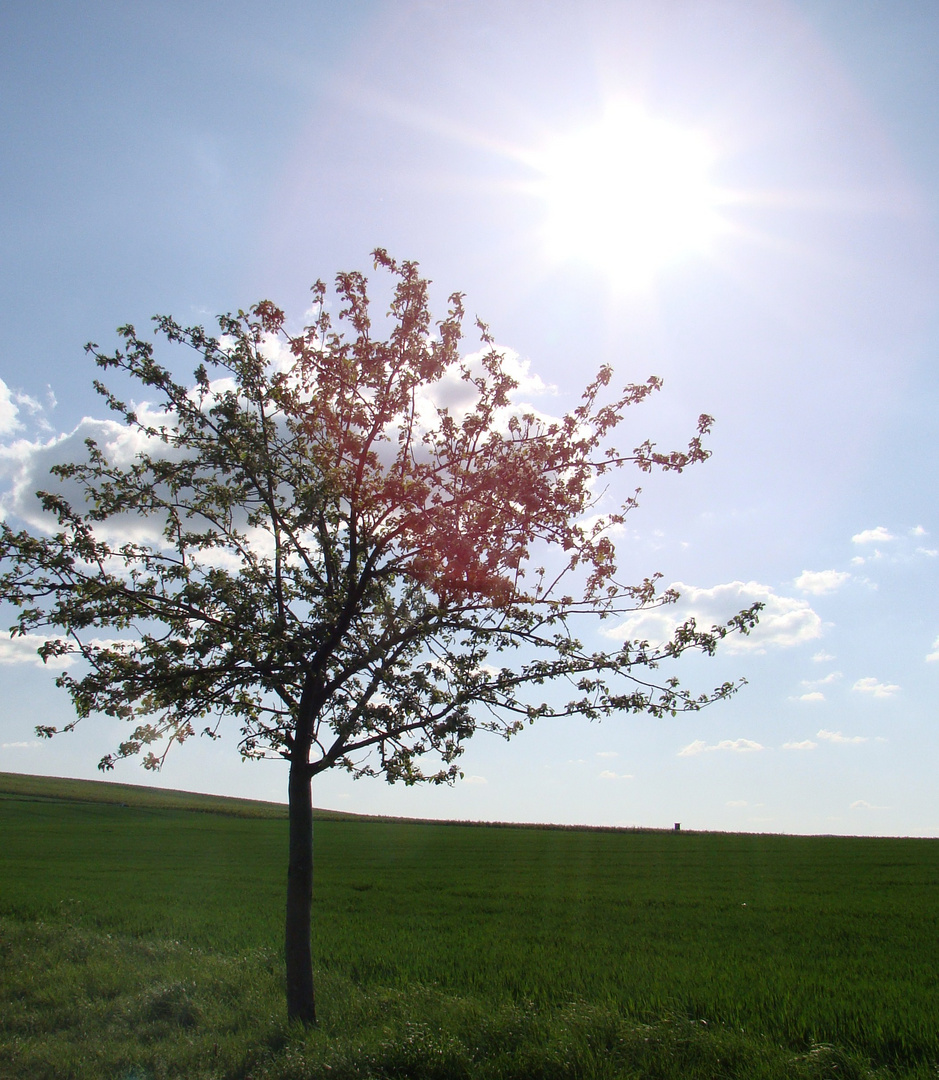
[1,772,937,1079]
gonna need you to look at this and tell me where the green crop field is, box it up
[1,772,937,1079]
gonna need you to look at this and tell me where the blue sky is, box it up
[1,0,938,835]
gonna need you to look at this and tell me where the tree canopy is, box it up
[0,251,759,1021]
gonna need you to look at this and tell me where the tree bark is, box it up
[285,746,316,1024]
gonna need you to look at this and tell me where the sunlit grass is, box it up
[2,773,937,1078]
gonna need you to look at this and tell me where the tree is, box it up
[0,251,758,1024]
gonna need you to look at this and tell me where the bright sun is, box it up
[534,104,723,287]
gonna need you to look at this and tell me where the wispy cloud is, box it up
[678,738,765,757]
[0,380,20,436]
[462,775,488,785]
[0,740,41,750]
[0,379,54,439]
[926,636,939,663]
[794,569,850,595]
[596,750,619,759]
[847,526,935,566]
[849,799,890,811]
[852,677,900,698]
[817,729,868,745]
[782,740,818,750]
[794,671,842,699]
[801,671,842,689]
[599,770,634,780]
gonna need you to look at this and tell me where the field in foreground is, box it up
[1,773,937,1079]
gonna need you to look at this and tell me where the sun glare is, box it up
[534,104,723,287]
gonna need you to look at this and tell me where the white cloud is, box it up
[462,774,488,785]
[851,526,894,544]
[0,634,57,667]
[0,414,178,540]
[725,800,748,807]
[678,738,765,757]
[416,345,554,433]
[926,636,939,663]
[1,740,41,750]
[782,740,818,750]
[0,634,139,667]
[599,770,634,780]
[0,398,309,560]
[794,570,850,595]
[852,677,900,698]
[811,651,835,663]
[577,513,632,540]
[915,547,938,558]
[0,351,562,554]
[817,728,868,745]
[603,580,822,655]
[716,738,766,753]
[596,750,619,758]
[464,345,554,400]
[794,691,825,703]
[911,526,928,537]
[678,739,708,756]
[849,799,889,810]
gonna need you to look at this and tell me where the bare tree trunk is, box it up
[285,745,316,1024]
